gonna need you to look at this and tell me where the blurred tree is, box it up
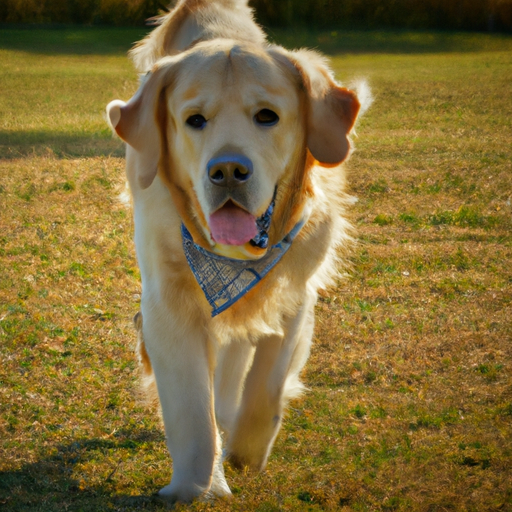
[0,0,511,30]
[249,0,512,31]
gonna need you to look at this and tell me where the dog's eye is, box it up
[186,114,207,130]
[254,109,279,127]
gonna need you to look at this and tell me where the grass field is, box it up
[0,27,511,511]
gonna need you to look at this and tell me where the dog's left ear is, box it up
[271,48,361,165]
[106,58,177,189]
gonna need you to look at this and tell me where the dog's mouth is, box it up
[207,195,275,260]
[209,200,258,246]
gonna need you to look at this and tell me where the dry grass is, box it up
[0,28,511,511]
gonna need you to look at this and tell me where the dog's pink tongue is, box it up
[209,203,258,246]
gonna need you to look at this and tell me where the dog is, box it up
[107,0,367,503]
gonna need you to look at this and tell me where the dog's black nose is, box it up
[207,154,253,188]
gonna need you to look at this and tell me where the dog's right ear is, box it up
[107,59,176,189]
[269,47,362,166]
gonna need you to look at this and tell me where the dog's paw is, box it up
[225,448,267,472]
[158,481,207,504]
[158,476,231,505]
[226,414,281,471]
[209,460,232,498]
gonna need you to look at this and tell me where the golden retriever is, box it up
[107,0,367,503]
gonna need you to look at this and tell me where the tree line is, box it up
[253,0,512,31]
[1,0,511,31]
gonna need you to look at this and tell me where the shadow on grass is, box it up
[0,429,168,512]
[0,130,125,159]
[1,25,511,57]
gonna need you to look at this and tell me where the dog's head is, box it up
[107,40,360,259]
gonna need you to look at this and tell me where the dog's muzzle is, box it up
[204,153,275,259]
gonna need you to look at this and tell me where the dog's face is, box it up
[166,41,304,258]
[108,41,360,259]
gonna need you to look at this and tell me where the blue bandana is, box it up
[181,219,305,317]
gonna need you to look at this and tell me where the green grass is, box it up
[1,27,511,511]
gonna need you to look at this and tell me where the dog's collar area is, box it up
[250,189,276,250]
[181,213,307,317]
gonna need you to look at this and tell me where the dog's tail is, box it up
[129,0,265,73]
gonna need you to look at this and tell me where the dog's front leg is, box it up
[226,289,316,470]
[142,309,227,503]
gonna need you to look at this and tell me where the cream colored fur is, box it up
[107,0,368,504]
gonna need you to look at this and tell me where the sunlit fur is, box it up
[106,0,369,504]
